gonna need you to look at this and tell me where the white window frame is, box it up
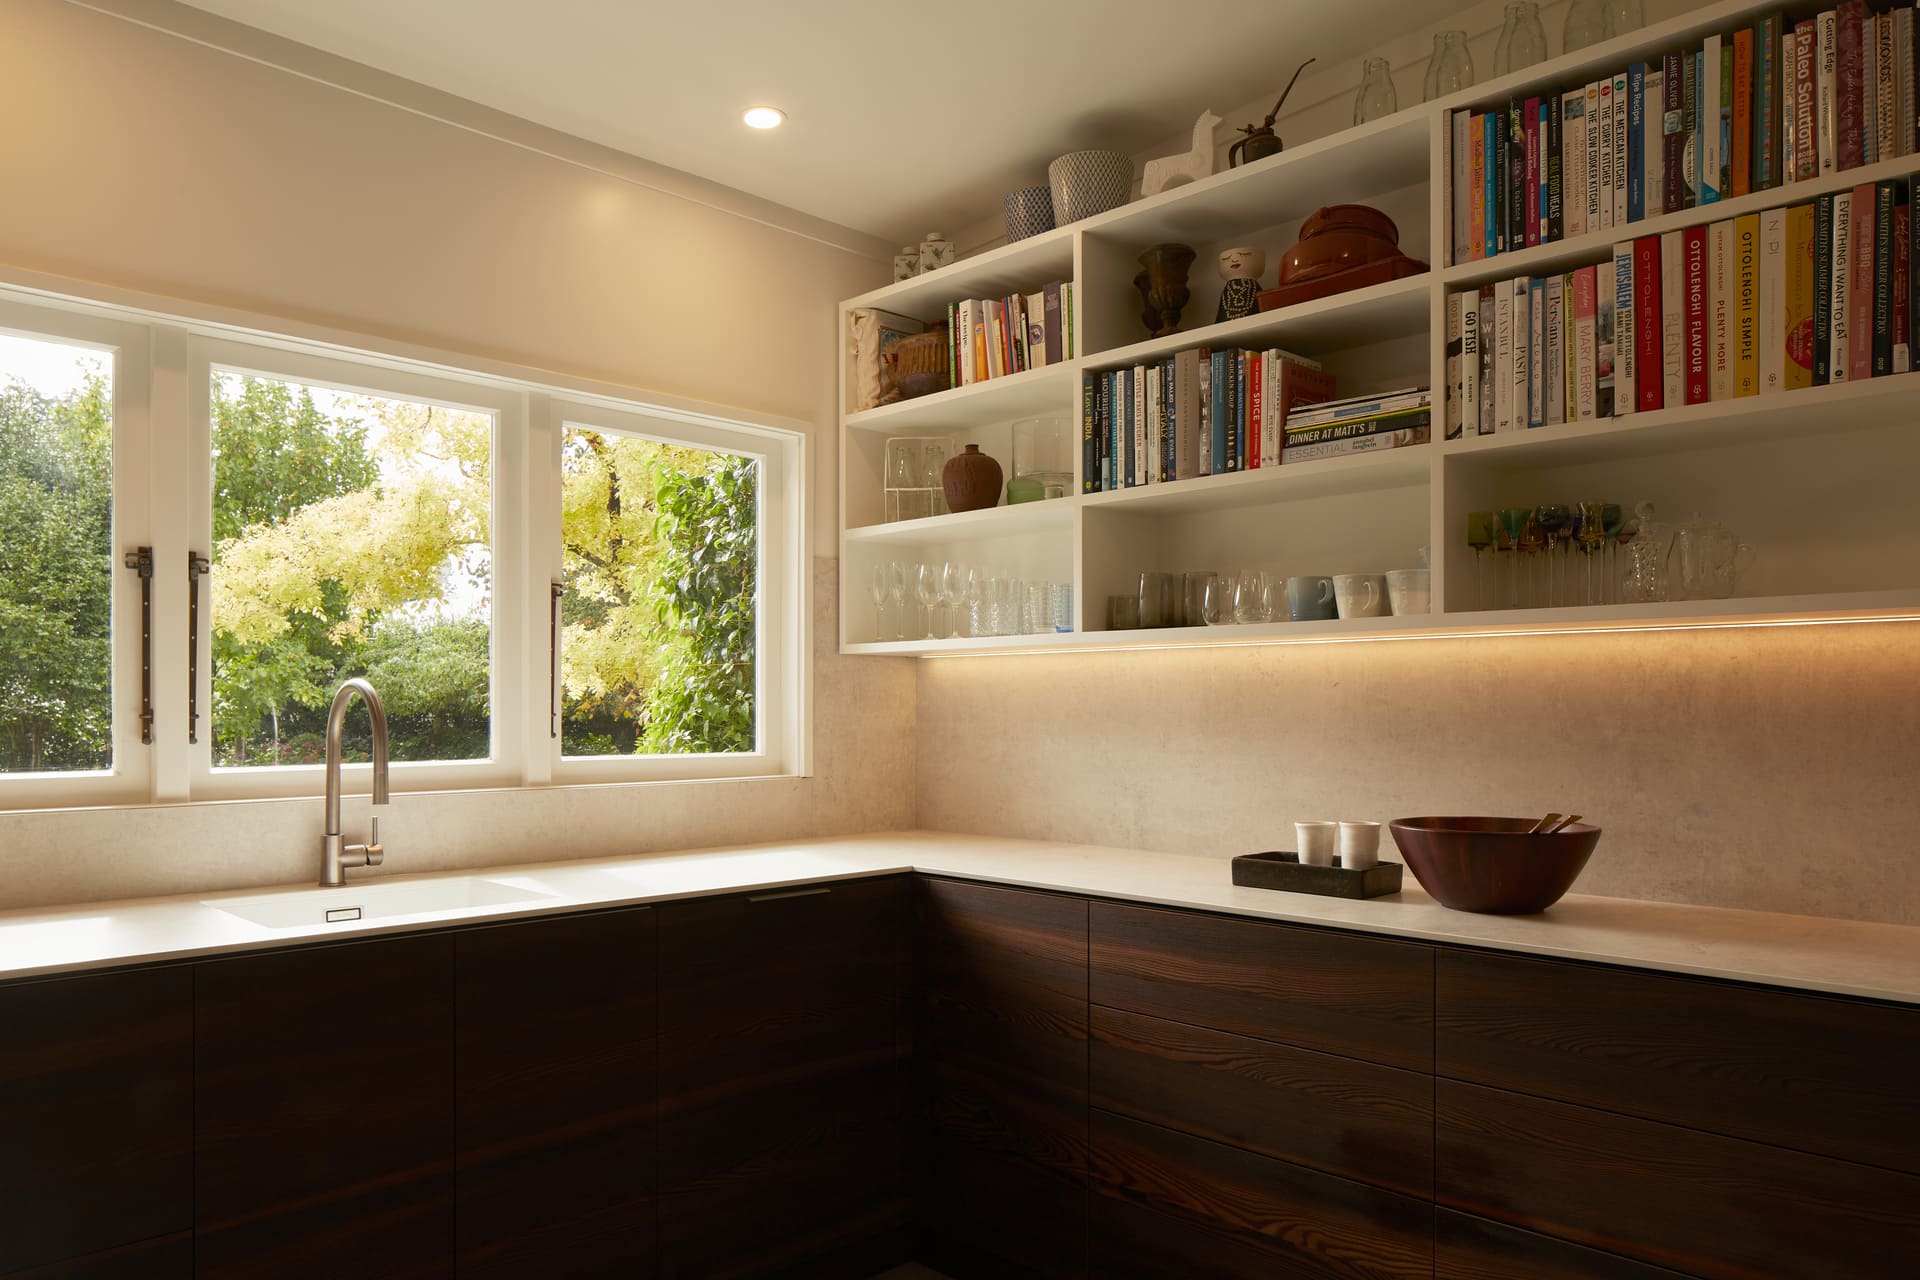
[0,299,152,809]
[184,336,529,800]
[536,394,808,785]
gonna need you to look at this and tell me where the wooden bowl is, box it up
[1388,816,1601,914]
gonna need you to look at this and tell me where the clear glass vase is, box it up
[1423,30,1475,101]
[1493,1,1549,76]
[1354,57,1398,125]
[1562,0,1610,54]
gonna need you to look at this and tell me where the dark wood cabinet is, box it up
[194,934,455,1280]
[1437,1078,1920,1280]
[5,1233,192,1280]
[455,906,657,1278]
[1437,948,1920,1173]
[1089,901,1435,1071]
[658,876,911,1280]
[916,877,1089,1280]
[0,967,192,1277]
[1434,1210,1692,1280]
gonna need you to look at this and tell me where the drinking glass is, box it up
[1353,58,1398,125]
[993,576,1022,636]
[868,563,890,640]
[938,561,963,638]
[921,440,952,516]
[1108,594,1141,630]
[1183,572,1216,627]
[964,566,988,638]
[1601,502,1625,603]
[1577,502,1609,605]
[1562,0,1610,54]
[1233,569,1270,624]
[1517,509,1547,608]
[1534,504,1572,607]
[1493,1,1548,75]
[914,561,940,639]
[1466,511,1496,609]
[1138,571,1176,628]
[887,561,911,639]
[1497,508,1531,608]
[1423,30,1475,101]
[1201,575,1234,625]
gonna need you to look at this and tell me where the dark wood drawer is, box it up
[1088,1190,1324,1280]
[1435,1210,1693,1279]
[1437,1078,1920,1280]
[1089,901,1434,1071]
[3,1232,192,1280]
[1089,1109,1432,1280]
[1090,1005,1433,1198]
[0,968,192,1276]
[1438,949,1920,1174]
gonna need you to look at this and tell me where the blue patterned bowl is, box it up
[1047,150,1133,224]
[1003,185,1056,241]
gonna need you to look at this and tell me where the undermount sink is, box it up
[205,876,557,931]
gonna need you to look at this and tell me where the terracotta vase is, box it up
[942,444,1003,513]
[1132,242,1197,338]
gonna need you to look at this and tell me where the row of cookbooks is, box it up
[1079,349,1433,492]
[944,282,1076,388]
[1450,3,1920,265]
[1444,176,1919,435]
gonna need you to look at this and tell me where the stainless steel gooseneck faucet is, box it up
[321,677,389,887]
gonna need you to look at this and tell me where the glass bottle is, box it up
[1562,0,1610,54]
[1353,58,1398,125]
[1493,1,1549,76]
[1423,31,1476,101]
[1607,0,1645,38]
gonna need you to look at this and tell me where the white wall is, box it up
[0,0,914,909]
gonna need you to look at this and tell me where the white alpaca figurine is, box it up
[1142,110,1222,196]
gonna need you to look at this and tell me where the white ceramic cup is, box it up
[1333,573,1388,619]
[1295,820,1337,866]
[1386,568,1431,615]
[1338,820,1382,869]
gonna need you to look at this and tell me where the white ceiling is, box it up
[178,0,1461,246]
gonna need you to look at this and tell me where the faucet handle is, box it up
[364,816,384,867]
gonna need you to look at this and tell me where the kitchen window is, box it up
[0,285,806,810]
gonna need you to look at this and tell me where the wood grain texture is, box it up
[658,876,911,1280]
[1089,1188,1338,1280]
[2,1232,191,1280]
[1435,1210,1694,1280]
[916,878,1089,1279]
[1438,948,1920,1174]
[1088,1109,1433,1280]
[1089,901,1435,1072]
[194,934,455,1280]
[1437,1078,1920,1280]
[1090,1005,1434,1197]
[455,907,658,1279]
[0,967,192,1276]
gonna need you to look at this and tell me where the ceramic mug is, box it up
[1338,820,1382,870]
[1333,573,1388,618]
[1286,575,1336,621]
[1296,820,1337,867]
[1386,568,1431,615]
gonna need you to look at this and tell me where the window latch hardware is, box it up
[549,581,564,740]
[123,546,154,745]
[188,553,210,745]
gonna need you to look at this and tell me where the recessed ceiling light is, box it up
[743,106,786,130]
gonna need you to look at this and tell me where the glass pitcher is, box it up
[1673,513,1756,600]
[1618,501,1677,603]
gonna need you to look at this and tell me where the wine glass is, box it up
[1601,502,1625,603]
[938,561,963,638]
[1466,511,1496,610]
[1534,504,1573,607]
[867,563,890,639]
[887,560,910,640]
[1517,510,1547,608]
[914,562,940,639]
[1577,502,1609,605]
[1496,508,1531,608]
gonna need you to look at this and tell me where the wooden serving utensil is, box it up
[1547,814,1584,833]
[1526,813,1565,834]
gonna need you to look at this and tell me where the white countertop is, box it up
[3,830,1918,1004]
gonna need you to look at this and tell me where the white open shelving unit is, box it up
[836,0,1920,656]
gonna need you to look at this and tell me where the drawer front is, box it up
[1090,901,1434,1071]
[1437,1079,1920,1280]
[1438,949,1920,1173]
[1089,1109,1432,1280]
[1090,1006,1433,1198]
[1435,1210,1693,1280]
[1088,1190,1321,1280]
[3,1232,192,1280]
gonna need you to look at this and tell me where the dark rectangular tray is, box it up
[1231,850,1404,900]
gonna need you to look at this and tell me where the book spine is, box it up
[1165,355,1180,480]
[1718,43,1734,199]
[1461,297,1481,436]
[1509,98,1528,252]
[1446,295,1463,439]
[1819,10,1840,174]
[1080,373,1096,493]
[1565,91,1589,239]
[1544,276,1565,426]
[1684,224,1711,402]
[1759,207,1787,393]
[1597,79,1615,229]
[1898,198,1912,373]
[1174,350,1199,480]
[1546,94,1564,243]
[1757,16,1781,190]
[1247,351,1264,467]
[1783,30,1800,183]
[1529,278,1546,426]
[1661,229,1686,408]
[1477,288,1496,432]
[1525,95,1542,248]
[1614,71,1631,228]
[1138,363,1153,483]
[1866,12,1881,163]
[1043,282,1063,365]
[1831,189,1854,381]
[1733,30,1754,197]
[1494,286,1514,431]
[1795,21,1819,180]
[1452,111,1472,264]
[1469,114,1487,259]
[1709,220,1734,400]
[1574,266,1599,420]
[1873,180,1897,374]
[1143,364,1158,482]
[1663,53,1686,213]
[1784,202,1817,389]
[1898,10,1916,159]
[1703,36,1724,202]
[1839,1,1865,170]
[1063,282,1074,358]
[1814,193,1836,383]
[1281,425,1431,465]
[1561,272,1578,422]
[1209,352,1227,474]
[1628,64,1647,224]
[1734,213,1760,396]
[1596,259,1617,417]
[1683,53,1700,207]
[1878,12,1896,161]
[1286,409,1433,447]
[1093,371,1109,490]
[1121,367,1136,487]
[1588,82,1605,231]
[1645,67,1665,217]
[1485,114,1501,257]
[1510,277,1531,432]
[1850,181,1876,382]
[1635,235,1664,412]
[1613,244,1636,417]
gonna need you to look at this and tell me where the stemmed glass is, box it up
[1497,508,1531,608]
[887,561,911,639]
[914,562,940,639]
[1601,503,1625,603]
[1577,502,1609,605]
[868,563,891,640]
[938,561,963,638]
[1535,504,1572,607]
[1466,511,1496,610]
[1517,509,1547,608]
